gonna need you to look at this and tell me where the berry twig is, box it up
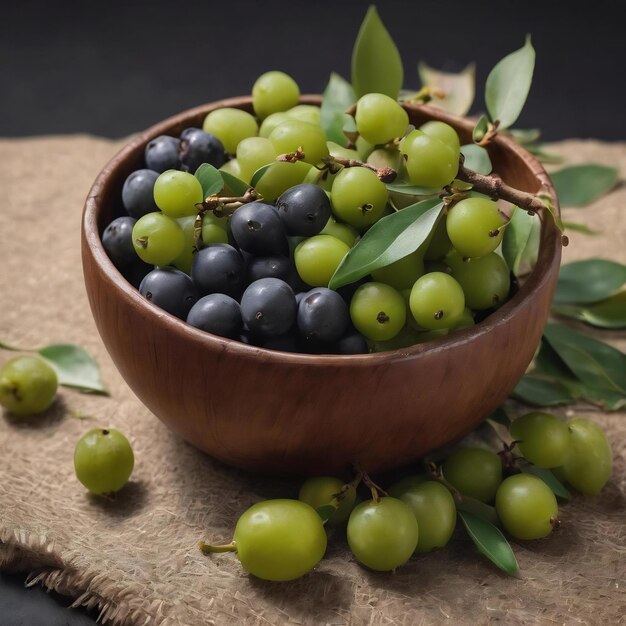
[325,156,397,183]
[455,162,549,215]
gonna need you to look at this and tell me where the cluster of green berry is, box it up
[102,70,512,354]
[200,411,612,580]
[0,355,134,495]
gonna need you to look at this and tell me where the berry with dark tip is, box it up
[139,267,199,319]
[191,244,246,298]
[297,288,349,342]
[240,278,297,337]
[180,127,226,172]
[186,294,242,338]
[275,183,332,236]
[122,169,160,218]
[145,135,181,172]
[229,202,288,256]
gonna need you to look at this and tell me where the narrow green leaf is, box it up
[485,36,535,129]
[38,344,108,395]
[455,498,499,526]
[563,379,626,411]
[194,163,224,197]
[460,144,492,175]
[508,128,541,144]
[351,5,403,99]
[554,259,626,304]
[385,183,438,196]
[458,511,519,577]
[315,505,337,524]
[320,72,356,147]
[0,341,22,351]
[250,164,274,188]
[522,465,571,500]
[538,194,564,233]
[525,144,563,164]
[553,292,626,329]
[562,221,601,236]
[417,62,475,116]
[472,115,490,144]
[501,207,541,276]
[219,170,249,196]
[533,339,626,410]
[551,164,619,207]
[328,199,443,290]
[543,323,626,394]
[513,375,575,407]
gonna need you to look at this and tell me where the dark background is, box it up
[1,1,624,624]
[1,0,625,141]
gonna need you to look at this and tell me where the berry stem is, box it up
[456,162,550,216]
[198,540,237,554]
[326,156,397,183]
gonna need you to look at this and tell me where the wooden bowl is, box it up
[82,96,561,475]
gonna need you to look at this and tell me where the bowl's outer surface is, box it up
[82,96,561,475]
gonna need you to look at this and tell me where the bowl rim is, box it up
[82,95,561,368]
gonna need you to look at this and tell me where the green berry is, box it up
[203,108,259,154]
[294,235,350,287]
[153,170,203,218]
[409,272,465,330]
[559,418,612,495]
[510,412,570,469]
[446,197,508,258]
[252,71,300,120]
[0,356,58,416]
[495,474,558,540]
[331,167,388,229]
[350,282,406,341]
[443,447,503,503]
[74,428,134,494]
[355,93,409,145]
[299,476,357,525]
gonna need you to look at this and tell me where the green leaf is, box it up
[460,144,492,175]
[385,183,438,196]
[194,163,224,197]
[328,199,443,290]
[562,221,601,236]
[472,115,490,144]
[315,505,337,524]
[219,170,249,196]
[538,193,564,233]
[417,62,475,116]
[543,323,626,394]
[513,375,575,407]
[485,36,535,129]
[501,207,541,276]
[532,338,626,410]
[38,344,108,395]
[458,511,519,577]
[554,259,626,304]
[563,379,626,411]
[250,164,274,188]
[455,497,500,526]
[525,144,563,164]
[553,292,626,329]
[351,5,403,99]
[320,72,356,147]
[551,164,619,207]
[507,128,541,144]
[522,465,571,500]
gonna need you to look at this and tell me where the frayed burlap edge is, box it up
[0,529,153,626]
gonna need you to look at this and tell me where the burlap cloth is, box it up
[0,136,624,625]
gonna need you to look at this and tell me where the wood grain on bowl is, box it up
[82,96,561,474]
